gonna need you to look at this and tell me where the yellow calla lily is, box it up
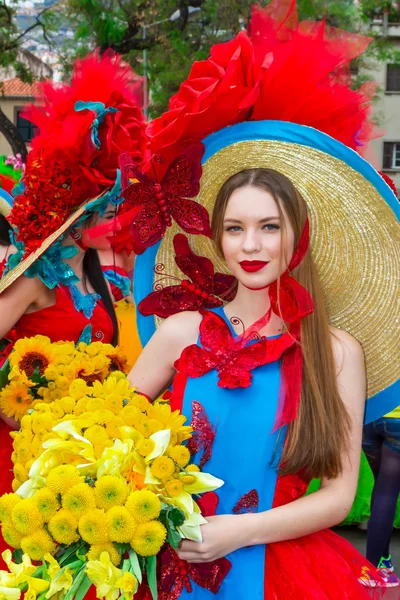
[179,472,224,495]
[86,552,123,600]
[96,439,134,478]
[16,475,46,498]
[0,585,20,600]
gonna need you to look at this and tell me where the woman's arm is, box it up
[0,275,43,339]
[128,311,202,399]
[177,328,367,563]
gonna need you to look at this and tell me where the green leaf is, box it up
[74,574,92,600]
[167,526,182,550]
[0,358,10,391]
[129,549,142,584]
[122,558,130,573]
[146,555,157,600]
[41,558,49,581]
[57,542,83,564]
[12,548,23,564]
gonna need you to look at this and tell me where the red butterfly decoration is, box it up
[175,310,296,389]
[138,234,236,318]
[121,143,211,254]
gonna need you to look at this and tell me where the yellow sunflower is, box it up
[0,381,32,420]
[9,336,54,379]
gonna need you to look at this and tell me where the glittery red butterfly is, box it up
[121,143,211,254]
[175,310,295,389]
[138,234,236,318]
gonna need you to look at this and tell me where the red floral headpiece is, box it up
[9,51,147,255]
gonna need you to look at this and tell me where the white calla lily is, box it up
[171,490,194,515]
[178,511,208,542]
[97,439,134,478]
[16,475,46,498]
[52,421,91,444]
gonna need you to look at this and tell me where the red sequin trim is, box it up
[233,489,259,514]
[187,401,216,469]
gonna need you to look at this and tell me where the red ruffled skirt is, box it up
[265,528,397,599]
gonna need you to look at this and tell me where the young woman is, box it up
[128,168,398,597]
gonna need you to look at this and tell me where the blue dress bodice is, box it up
[179,306,283,599]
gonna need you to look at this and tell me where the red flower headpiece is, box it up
[9,51,147,255]
[147,0,377,176]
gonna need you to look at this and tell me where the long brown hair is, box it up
[211,168,351,480]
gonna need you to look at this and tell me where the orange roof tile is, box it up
[1,78,40,97]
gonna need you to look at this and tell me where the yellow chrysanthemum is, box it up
[125,490,161,523]
[62,483,96,518]
[48,509,79,545]
[34,488,59,522]
[11,498,43,535]
[104,395,124,414]
[84,424,109,444]
[94,476,129,510]
[68,379,89,399]
[0,381,32,420]
[185,464,200,473]
[86,398,105,412]
[85,342,104,357]
[46,465,83,495]
[106,506,136,543]
[11,480,21,492]
[136,439,156,458]
[165,479,184,497]
[131,521,167,557]
[13,464,28,484]
[128,393,149,412]
[168,445,191,468]
[87,542,121,567]
[105,417,124,438]
[79,509,109,544]
[31,411,53,434]
[0,493,21,522]
[21,528,55,561]
[1,522,23,549]
[119,405,143,427]
[93,409,114,425]
[150,456,175,481]
[10,335,54,379]
[181,475,197,486]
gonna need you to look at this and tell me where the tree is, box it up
[0,0,53,159]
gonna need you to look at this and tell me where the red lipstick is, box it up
[239,260,269,272]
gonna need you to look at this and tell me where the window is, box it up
[383,142,400,170]
[386,65,400,92]
[14,109,36,143]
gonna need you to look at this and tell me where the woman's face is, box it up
[80,203,117,250]
[221,185,295,289]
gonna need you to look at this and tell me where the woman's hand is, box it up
[176,514,250,563]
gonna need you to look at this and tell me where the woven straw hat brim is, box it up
[134,121,400,418]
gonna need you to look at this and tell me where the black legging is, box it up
[364,443,400,566]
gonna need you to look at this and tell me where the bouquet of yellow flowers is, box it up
[0,338,223,599]
[0,335,128,422]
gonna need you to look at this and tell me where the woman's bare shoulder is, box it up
[157,310,203,347]
[329,326,364,369]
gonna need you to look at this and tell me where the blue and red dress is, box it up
[159,306,396,599]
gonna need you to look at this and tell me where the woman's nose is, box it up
[242,230,262,254]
